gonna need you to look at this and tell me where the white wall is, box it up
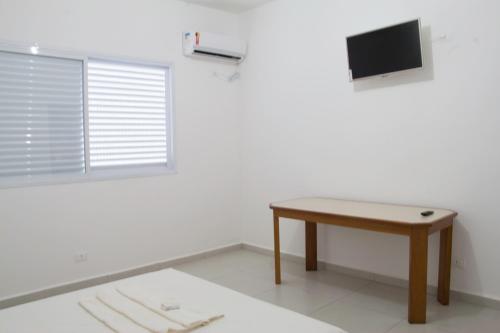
[0,0,242,299]
[2,0,500,304]
[239,0,500,301]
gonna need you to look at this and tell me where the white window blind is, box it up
[0,51,85,179]
[88,59,169,169]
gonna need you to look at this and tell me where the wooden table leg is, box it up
[273,212,281,284]
[408,227,428,324]
[305,221,318,271]
[438,224,453,305]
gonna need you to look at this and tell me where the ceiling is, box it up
[182,0,274,13]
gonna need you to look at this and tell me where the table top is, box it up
[270,197,457,225]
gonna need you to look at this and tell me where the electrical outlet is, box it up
[74,252,88,263]
[453,258,465,270]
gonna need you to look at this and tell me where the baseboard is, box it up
[242,242,500,311]
[2,241,499,312]
[0,243,243,310]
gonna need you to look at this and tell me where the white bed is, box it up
[0,268,345,333]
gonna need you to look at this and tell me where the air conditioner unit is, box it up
[183,32,247,64]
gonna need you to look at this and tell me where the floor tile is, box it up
[310,300,402,333]
[245,258,369,292]
[253,282,339,315]
[173,256,235,280]
[387,321,455,333]
[340,282,411,318]
[210,268,276,296]
[175,249,500,333]
[241,263,305,284]
[216,249,273,269]
[426,301,500,333]
[296,270,371,295]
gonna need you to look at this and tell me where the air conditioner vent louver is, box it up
[193,50,242,60]
[183,32,246,64]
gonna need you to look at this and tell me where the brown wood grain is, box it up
[408,226,429,323]
[271,199,455,324]
[275,208,411,235]
[273,212,281,285]
[305,222,318,271]
[438,224,453,305]
[428,217,454,234]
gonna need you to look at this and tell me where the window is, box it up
[0,44,174,187]
[88,60,169,169]
[0,51,85,179]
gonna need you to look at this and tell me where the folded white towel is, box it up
[79,298,149,333]
[115,285,180,312]
[117,285,224,329]
[96,289,185,333]
[160,308,224,329]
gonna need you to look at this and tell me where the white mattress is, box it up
[0,269,345,333]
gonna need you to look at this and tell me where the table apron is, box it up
[273,208,417,236]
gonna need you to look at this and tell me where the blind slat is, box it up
[0,51,83,68]
[90,125,166,130]
[0,153,85,163]
[90,152,166,160]
[88,59,169,169]
[0,85,82,95]
[0,70,83,82]
[0,91,83,99]
[0,118,84,126]
[0,77,83,89]
[0,51,85,178]
[0,141,84,148]
[90,119,165,125]
[88,77,165,88]
[89,137,166,142]
[88,84,165,93]
[89,133,166,138]
[90,147,166,154]
[88,92,166,100]
[0,166,85,177]
[90,159,166,167]
[89,69,164,81]
[0,159,85,168]
[90,142,165,148]
[88,100,165,108]
[88,107,166,115]
[0,107,84,113]
[89,61,166,75]
[0,146,83,153]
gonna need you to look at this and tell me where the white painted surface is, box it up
[0,269,344,332]
[182,0,274,13]
[238,0,500,301]
[0,0,241,300]
[1,0,500,305]
[182,31,247,63]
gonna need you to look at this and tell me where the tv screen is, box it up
[346,19,422,80]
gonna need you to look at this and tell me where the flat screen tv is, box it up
[346,19,423,81]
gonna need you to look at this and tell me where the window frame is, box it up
[0,41,176,189]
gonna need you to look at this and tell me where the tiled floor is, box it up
[173,249,500,333]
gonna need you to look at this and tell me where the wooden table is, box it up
[270,197,457,324]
